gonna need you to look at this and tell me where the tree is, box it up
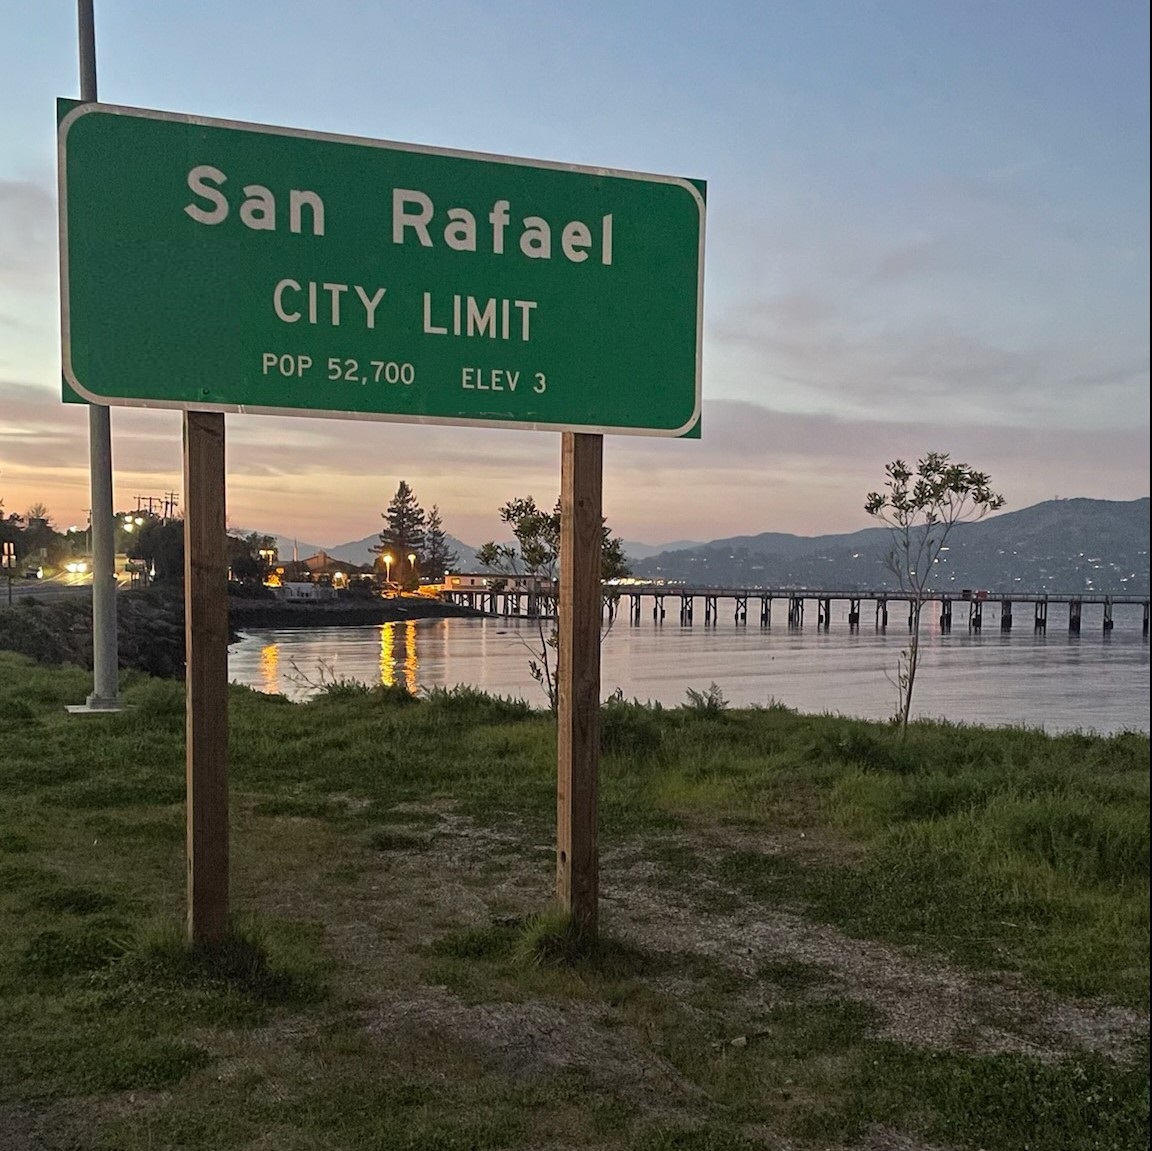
[227,532,277,586]
[374,481,426,588]
[476,495,630,709]
[131,517,185,584]
[422,504,458,579]
[15,505,65,568]
[0,503,24,556]
[865,452,1005,739]
[24,501,52,526]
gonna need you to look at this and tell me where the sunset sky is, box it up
[2,1,1148,549]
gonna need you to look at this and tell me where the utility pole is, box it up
[68,0,120,715]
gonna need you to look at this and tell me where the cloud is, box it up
[603,400,1150,537]
[867,235,954,285]
[712,293,1149,428]
[0,179,55,291]
[1,381,1147,547]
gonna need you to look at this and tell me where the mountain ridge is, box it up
[630,498,1149,595]
[244,496,1149,594]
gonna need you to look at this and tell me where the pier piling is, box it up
[969,600,983,631]
[940,599,952,632]
[443,586,1147,639]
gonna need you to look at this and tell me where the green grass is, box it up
[0,650,1147,1150]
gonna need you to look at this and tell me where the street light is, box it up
[2,541,15,606]
[407,552,417,586]
[383,553,393,587]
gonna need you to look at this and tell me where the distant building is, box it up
[443,572,556,594]
[272,581,337,602]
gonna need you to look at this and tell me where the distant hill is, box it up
[319,532,479,570]
[247,497,1148,593]
[621,539,705,561]
[631,498,1149,595]
[252,531,479,570]
[251,532,700,570]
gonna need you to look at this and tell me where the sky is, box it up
[1,0,1148,549]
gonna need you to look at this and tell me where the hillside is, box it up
[254,497,1149,594]
[630,497,1150,594]
[256,532,479,570]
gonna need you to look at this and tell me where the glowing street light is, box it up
[407,552,417,584]
[383,553,393,585]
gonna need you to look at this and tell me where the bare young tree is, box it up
[477,496,629,710]
[865,452,1005,740]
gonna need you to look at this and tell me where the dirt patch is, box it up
[363,990,706,1118]
[231,803,1145,1150]
[604,842,1146,1062]
[252,803,1146,1066]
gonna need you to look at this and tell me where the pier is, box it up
[441,585,1151,637]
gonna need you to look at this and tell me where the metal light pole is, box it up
[69,0,120,713]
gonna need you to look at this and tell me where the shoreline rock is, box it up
[227,596,484,630]
[0,589,486,679]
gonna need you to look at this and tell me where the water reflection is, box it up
[229,611,1150,735]
[379,621,394,685]
[259,644,279,694]
[379,620,420,694]
[405,620,418,694]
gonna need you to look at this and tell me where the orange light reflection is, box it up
[404,619,419,695]
[379,622,395,687]
[259,643,280,694]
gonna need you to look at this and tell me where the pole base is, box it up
[66,697,124,715]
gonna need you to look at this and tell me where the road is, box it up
[3,572,96,604]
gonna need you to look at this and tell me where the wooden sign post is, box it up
[556,432,604,935]
[183,412,230,944]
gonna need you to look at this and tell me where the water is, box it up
[228,603,1150,736]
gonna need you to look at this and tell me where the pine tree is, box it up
[374,481,426,588]
[422,505,458,580]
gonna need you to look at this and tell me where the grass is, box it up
[0,649,1147,1149]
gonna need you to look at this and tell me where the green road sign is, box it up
[59,101,704,436]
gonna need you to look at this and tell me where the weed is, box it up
[513,906,596,967]
[681,683,730,714]
[423,683,536,721]
[601,693,666,761]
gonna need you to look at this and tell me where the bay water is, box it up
[228,603,1149,736]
